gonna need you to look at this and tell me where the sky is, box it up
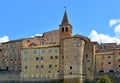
[0,0,120,44]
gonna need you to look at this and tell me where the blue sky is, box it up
[1,0,120,44]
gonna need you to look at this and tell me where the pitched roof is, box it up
[61,10,70,25]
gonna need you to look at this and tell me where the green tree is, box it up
[96,75,113,83]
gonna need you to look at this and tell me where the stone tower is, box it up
[64,37,85,83]
[59,10,72,79]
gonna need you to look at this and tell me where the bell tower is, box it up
[59,10,72,40]
[59,10,72,79]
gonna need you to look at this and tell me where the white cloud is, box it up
[0,36,9,43]
[89,30,120,44]
[35,34,42,36]
[115,24,120,35]
[31,34,42,38]
[109,19,120,27]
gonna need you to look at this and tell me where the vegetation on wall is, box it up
[84,74,114,83]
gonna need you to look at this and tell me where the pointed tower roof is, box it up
[61,10,70,25]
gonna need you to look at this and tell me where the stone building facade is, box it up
[2,29,59,73]
[2,39,22,72]
[0,44,3,69]
[21,45,59,79]
[1,10,120,83]
[63,37,85,83]
[95,43,120,77]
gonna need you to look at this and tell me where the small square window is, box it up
[25,66,27,69]
[118,65,120,68]
[50,56,53,59]
[104,46,106,48]
[55,65,57,67]
[55,56,58,59]
[87,60,90,62]
[6,45,8,48]
[36,65,39,69]
[48,49,52,53]
[41,65,44,68]
[42,50,45,54]
[33,50,37,54]
[36,57,39,61]
[55,49,58,53]
[70,66,72,69]
[49,64,52,68]
[108,56,111,59]
[99,70,104,73]
[88,68,90,70]
[40,57,43,60]
[49,71,51,73]
[109,70,114,73]
[101,62,104,65]
[24,51,28,55]
[62,55,64,59]
[118,59,120,62]
[102,56,104,59]
[24,57,28,61]
[108,62,111,64]
[85,54,88,58]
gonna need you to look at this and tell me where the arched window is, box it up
[62,27,64,32]
[66,27,68,32]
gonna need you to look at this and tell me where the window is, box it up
[87,60,90,62]
[102,56,104,59]
[36,57,39,61]
[40,57,43,60]
[48,49,52,53]
[99,70,104,73]
[42,50,45,54]
[62,55,64,59]
[6,45,8,48]
[70,66,72,69]
[10,44,13,48]
[118,65,120,67]
[109,70,113,72]
[55,65,57,67]
[55,49,58,53]
[25,66,27,69]
[33,50,37,54]
[101,62,104,65]
[118,59,120,62]
[24,51,28,55]
[108,56,111,59]
[62,27,64,32]
[18,42,21,46]
[88,68,90,70]
[49,64,52,68]
[85,54,88,58]
[55,56,58,59]
[27,40,30,43]
[104,46,106,48]
[49,71,51,73]
[24,57,28,61]
[70,72,72,75]
[66,27,68,32]
[41,65,44,68]
[108,62,111,64]
[50,56,53,59]
[36,65,39,69]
